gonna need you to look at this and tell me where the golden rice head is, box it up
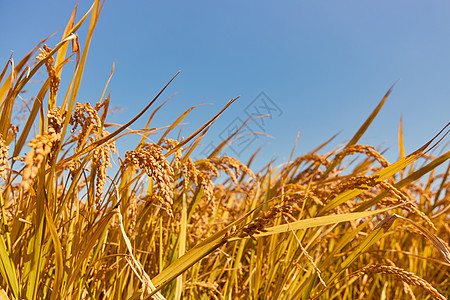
[378,181,436,230]
[124,143,174,217]
[70,102,102,147]
[181,157,199,191]
[335,144,389,168]
[189,159,217,203]
[329,175,380,199]
[21,130,61,192]
[291,153,331,169]
[208,156,255,184]
[195,156,255,201]
[327,174,435,229]
[36,45,60,104]
[288,153,331,185]
[197,171,215,204]
[20,108,63,191]
[357,265,446,300]
[47,107,63,164]
[7,125,19,141]
[238,201,293,240]
[93,145,108,204]
[0,134,9,179]
[163,139,182,170]
[47,107,63,135]
[197,156,255,179]
[93,130,116,204]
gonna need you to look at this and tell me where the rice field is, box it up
[0,1,449,299]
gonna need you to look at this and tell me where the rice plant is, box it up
[0,1,448,299]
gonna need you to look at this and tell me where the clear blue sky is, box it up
[2,1,450,170]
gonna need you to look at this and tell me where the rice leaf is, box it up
[244,206,397,238]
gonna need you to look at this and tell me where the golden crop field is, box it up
[0,1,449,299]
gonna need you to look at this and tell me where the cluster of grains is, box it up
[238,201,293,239]
[8,125,18,141]
[93,130,116,203]
[208,156,254,184]
[325,174,436,229]
[179,156,255,241]
[124,143,174,217]
[0,134,9,179]
[181,157,199,192]
[280,175,376,214]
[197,172,215,206]
[290,153,331,169]
[289,153,330,183]
[328,175,380,198]
[36,45,60,104]
[69,101,115,203]
[21,108,62,191]
[335,145,389,168]
[377,181,436,230]
[283,185,325,207]
[195,156,255,203]
[47,107,63,163]
[163,139,182,169]
[196,160,221,204]
[47,107,63,135]
[70,102,103,146]
[127,195,137,236]
[357,265,446,300]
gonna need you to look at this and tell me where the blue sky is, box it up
[1,1,450,170]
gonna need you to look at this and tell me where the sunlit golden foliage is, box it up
[0,2,448,300]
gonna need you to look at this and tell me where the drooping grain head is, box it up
[0,134,9,179]
[124,143,174,217]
